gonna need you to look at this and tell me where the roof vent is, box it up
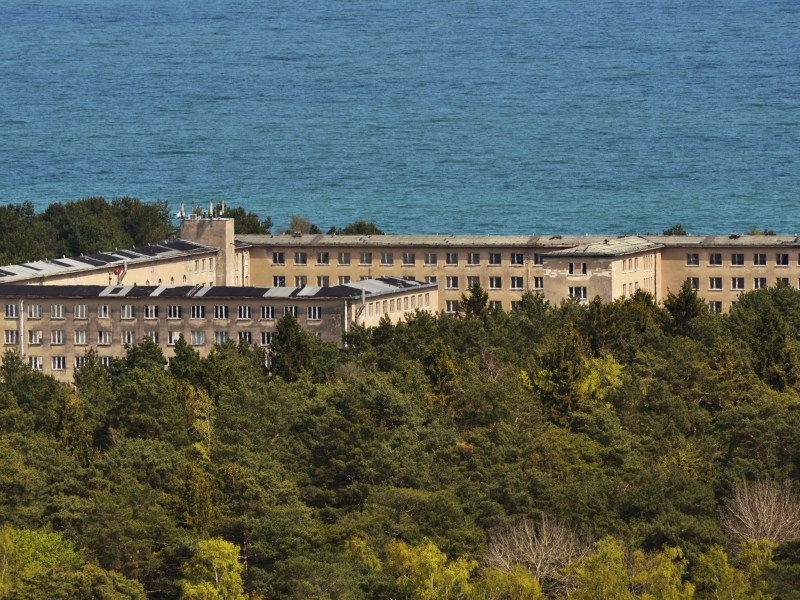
[729,233,741,239]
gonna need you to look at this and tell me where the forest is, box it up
[2,276,800,599]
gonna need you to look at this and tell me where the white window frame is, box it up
[446,276,459,290]
[238,305,252,320]
[28,330,42,345]
[29,356,42,370]
[307,306,322,321]
[190,330,206,346]
[445,300,458,313]
[489,276,502,290]
[51,304,64,319]
[467,252,480,265]
[510,276,523,290]
[445,252,458,266]
[261,305,275,320]
[51,330,65,345]
[273,252,285,265]
[4,330,19,345]
[4,304,18,318]
[402,252,415,266]
[98,304,110,319]
[74,304,87,319]
[28,304,42,319]
[510,253,524,266]
[214,305,229,319]
[190,305,205,319]
[120,305,135,320]
[98,330,112,346]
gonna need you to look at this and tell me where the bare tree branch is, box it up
[722,479,800,544]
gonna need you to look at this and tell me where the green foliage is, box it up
[329,220,384,235]
[179,537,246,600]
[288,214,321,234]
[385,538,476,599]
[216,203,273,234]
[663,224,687,235]
[1,270,799,598]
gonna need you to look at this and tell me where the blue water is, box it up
[1,0,799,235]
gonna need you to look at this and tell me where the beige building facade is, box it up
[0,278,437,382]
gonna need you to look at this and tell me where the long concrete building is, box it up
[0,278,437,381]
[4,215,800,315]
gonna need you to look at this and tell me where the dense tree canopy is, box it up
[2,283,800,598]
[0,198,174,264]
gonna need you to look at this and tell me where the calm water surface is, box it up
[1,0,798,234]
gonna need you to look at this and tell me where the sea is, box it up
[1,0,798,235]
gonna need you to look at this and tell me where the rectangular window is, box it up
[190,305,205,319]
[467,276,480,288]
[511,253,523,266]
[754,253,767,266]
[28,304,41,319]
[534,276,544,290]
[28,330,42,345]
[569,287,588,300]
[359,252,372,265]
[168,331,180,346]
[209,258,214,271]
[238,331,252,344]
[534,253,544,266]
[689,277,699,290]
[381,252,394,265]
[777,277,790,287]
[307,306,322,321]
[731,277,745,290]
[489,276,502,290]
[51,356,66,371]
[74,304,87,319]
[709,277,723,290]
[568,262,587,275]
[261,331,273,346]
[214,305,229,319]
[390,299,395,312]
[295,275,307,287]
[284,306,298,317]
[144,331,158,343]
[488,253,501,265]
[424,276,437,283]
[51,304,64,319]
[777,253,789,266]
[98,305,110,319]
[238,305,252,319]
[338,252,350,265]
[4,330,19,345]
[686,253,699,266]
[122,330,135,345]
[273,276,286,287]
[98,330,112,346]
[214,331,229,344]
[51,330,64,345]
[467,252,480,265]
[29,356,42,370]
[261,305,275,320]
[402,252,415,266]
[424,252,437,266]
[317,252,329,265]
[4,304,18,318]
[294,252,307,265]
[74,330,87,345]
[709,253,722,266]
[709,301,723,314]
[510,276,523,290]
[272,252,285,265]
[167,305,182,319]
[731,253,744,266]
[490,300,502,310]
[74,356,86,369]
[445,252,458,266]
[120,305,135,320]
[754,277,767,289]
[317,275,329,287]
[446,276,459,290]
[190,331,205,346]
[445,300,458,314]
[100,357,113,368]
[144,305,158,319]
[338,275,351,285]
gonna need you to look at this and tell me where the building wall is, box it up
[610,250,661,301]
[659,245,800,312]
[179,218,237,285]
[246,243,551,312]
[13,252,219,288]
[1,284,438,382]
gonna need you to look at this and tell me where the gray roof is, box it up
[0,277,437,301]
[0,240,217,283]
[235,233,602,249]
[544,236,662,258]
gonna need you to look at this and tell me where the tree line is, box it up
[2,279,800,597]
